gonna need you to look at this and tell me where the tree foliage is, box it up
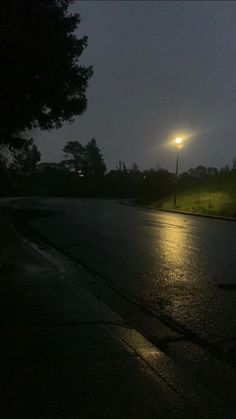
[63,139,106,177]
[63,140,85,172]
[85,138,106,177]
[10,139,41,175]
[232,157,236,170]
[0,0,93,149]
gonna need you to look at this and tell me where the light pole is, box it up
[173,137,183,209]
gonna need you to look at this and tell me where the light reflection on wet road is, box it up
[13,198,236,342]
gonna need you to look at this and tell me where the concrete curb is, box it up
[122,201,236,222]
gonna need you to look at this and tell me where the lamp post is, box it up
[173,137,183,209]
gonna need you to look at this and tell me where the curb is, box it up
[122,201,236,222]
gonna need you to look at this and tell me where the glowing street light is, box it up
[175,137,183,146]
[173,137,183,208]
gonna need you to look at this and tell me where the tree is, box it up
[85,138,106,177]
[141,169,175,202]
[131,163,140,173]
[220,165,230,173]
[0,1,93,149]
[63,138,106,177]
[232,157,236,170]
[206,167,218,176]
[116,161,127,172]
[10,139,41,175]
[63,140,85,173]
[188,166,207,178]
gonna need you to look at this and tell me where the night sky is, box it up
[36,1,236,172]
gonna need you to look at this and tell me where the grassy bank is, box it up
[151,172,236,217]
[154,191,236,217]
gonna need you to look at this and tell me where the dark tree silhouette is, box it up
[63,139,106,177]
[63,140,85,173]
[0,0,93,149]
[131,163,140,173]
[10,139,41,175]
[85,138,106,177]
[206,167,218,176]
[232,157,236,170]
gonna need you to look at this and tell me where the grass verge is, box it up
[153,191,236,217]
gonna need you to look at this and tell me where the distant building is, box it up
[37,162,67,172]
[37,162,85,176]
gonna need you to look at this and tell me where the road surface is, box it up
[10,198,236,341]
[7,197,236,405]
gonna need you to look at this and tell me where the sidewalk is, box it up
[0,218,225,418]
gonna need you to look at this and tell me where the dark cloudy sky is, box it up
[36,0,236,172]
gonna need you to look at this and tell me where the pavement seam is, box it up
[104,323,224,416]
[16,233,224,414]
[104,323,188,401]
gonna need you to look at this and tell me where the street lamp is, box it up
[173,137,183,208]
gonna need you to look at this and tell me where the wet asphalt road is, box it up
[11,197,236,346]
